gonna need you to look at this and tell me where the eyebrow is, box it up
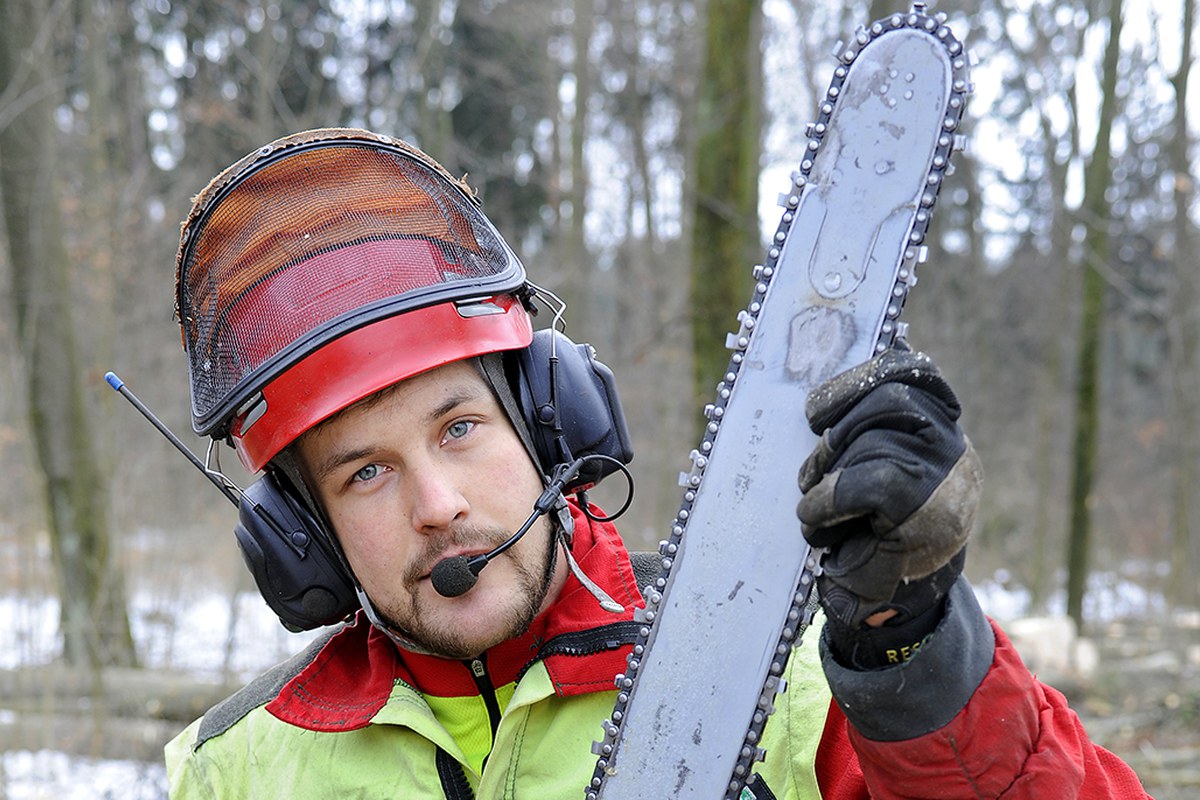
[426,386,487,427]
[308,445,379,487]
[306,384,490,486]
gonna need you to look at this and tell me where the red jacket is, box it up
[816,621,1150,798]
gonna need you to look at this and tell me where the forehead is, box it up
[302,360,491,442]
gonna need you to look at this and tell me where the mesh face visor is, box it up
[176,129,533,470]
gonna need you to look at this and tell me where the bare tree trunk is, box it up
[565,0,594,331]
[689,0,762,406]
[0,0,136,667]
[1029,92,1080,610]
[1066,0,1123,632]
[1165,0,1198,609]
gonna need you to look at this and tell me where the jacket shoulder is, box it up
[195,627,338,749]
[628,550,658,599]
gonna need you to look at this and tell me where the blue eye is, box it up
[353,464,381,483]
[446,420,474,440]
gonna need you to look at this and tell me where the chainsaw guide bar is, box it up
[586,5,971,798]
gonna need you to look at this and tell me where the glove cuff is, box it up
[819,576,995,741]
[822,592,947,671]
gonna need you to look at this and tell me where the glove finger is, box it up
[884,443,983,580]
[829,448,926,514]
[797,471,858,547]
[802,446,980,572]
[799,384,943,496]
[816,442,981,573]
[798,432,837,493]
[806,347,960,435]
[822,382,958,458]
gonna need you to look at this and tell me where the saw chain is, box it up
[586,5,971,798]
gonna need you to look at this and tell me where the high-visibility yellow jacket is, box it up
[165,504,830,799]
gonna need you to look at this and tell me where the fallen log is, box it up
[0,708,181,763]
[0,665,244,723]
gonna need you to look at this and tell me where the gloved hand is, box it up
[797,346,983,666]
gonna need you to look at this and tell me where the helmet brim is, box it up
[231,295,533,472]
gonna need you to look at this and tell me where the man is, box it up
[165,128,1149,798]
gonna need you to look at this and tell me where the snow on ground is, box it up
[1,750,167,800]
[1,589,320,799]
[0,567,1178,797]
[0,589,321,677]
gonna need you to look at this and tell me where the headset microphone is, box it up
[430,456,585,599]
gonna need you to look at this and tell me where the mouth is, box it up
[418,549,491,582]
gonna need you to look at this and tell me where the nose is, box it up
[408,463,469,534]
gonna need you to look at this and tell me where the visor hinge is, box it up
[234,393,268,434]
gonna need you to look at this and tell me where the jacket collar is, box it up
[266,500,642,732]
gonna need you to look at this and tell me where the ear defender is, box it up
[234,470,359,632]
[512,329,634,492]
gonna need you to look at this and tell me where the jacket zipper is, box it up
[436,622,642,799]
[517,620,644,681]
[436,656,502,800]
[465,654,502,771]
[436,746,475,800]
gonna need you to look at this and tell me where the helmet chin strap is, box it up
[355,586,444,656]
[554,495,624,614]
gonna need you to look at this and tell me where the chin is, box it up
[418,581,533,652]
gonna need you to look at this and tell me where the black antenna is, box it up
[105,372,240,507]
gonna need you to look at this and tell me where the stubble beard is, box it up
[374,520,559,660]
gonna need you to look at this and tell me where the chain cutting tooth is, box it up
[678,448,708,488]
[724,310,754,351]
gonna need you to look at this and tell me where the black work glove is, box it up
[797,346,983,668]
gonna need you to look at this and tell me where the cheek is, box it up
[328,506,410,579]
[489,438,544,497]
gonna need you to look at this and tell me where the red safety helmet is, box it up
[175,128,535,472]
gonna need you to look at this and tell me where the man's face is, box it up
[295,359,562,659]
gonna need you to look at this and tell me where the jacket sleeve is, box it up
[813,578,1151,799]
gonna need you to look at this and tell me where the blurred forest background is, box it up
[2,0,1200,795]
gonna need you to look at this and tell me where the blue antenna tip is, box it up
[104,372,124,391]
